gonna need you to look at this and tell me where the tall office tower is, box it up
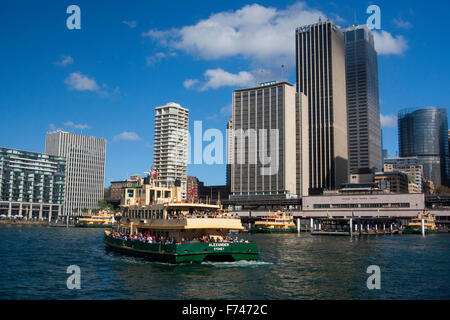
[384,157,424,192]
[398,107,449,187]
[0,147,65,219]
[295,20,348,194]
[153,102,189,200]
[343,25,382,173]
[45,131,106,216]
[231,81,297,199]
[226,118,233,188]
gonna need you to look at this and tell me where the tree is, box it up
[435,185,450,195]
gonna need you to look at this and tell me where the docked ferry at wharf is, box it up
[75,212,114,228]
[403,211,440,234]
[250,211,297,233]
[103,176,258,263]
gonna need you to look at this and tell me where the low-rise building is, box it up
[384,157,424,192]
[375,172,409,193]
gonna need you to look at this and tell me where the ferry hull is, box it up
[403,228,441,235]
[103,234,259,264]
[250,227,297,234]
[75,223,112,228]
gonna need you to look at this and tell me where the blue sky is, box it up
[0,0,449,187]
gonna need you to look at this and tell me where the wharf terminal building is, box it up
[45,131,106,216]
[0,147,66,219]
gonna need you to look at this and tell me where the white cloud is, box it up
[183,78,199,89]
[113,132,143,142]
[54,55,74,67]
[200,68,255,91]
[380,114,397,128]
[64,121,91,130]
[64,72,100,91]
[122,20,137,28]
[393,18,413,30]
[145,51,176,67]
[373,31,408,55]
[220,104,232,117]
[142,2,325,64]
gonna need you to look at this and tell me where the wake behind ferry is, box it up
[103,175,258,263]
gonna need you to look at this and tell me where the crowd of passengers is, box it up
[109,231,250,244]
[166,210,238,219]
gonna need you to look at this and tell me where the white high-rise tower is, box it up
[153,102,189,200]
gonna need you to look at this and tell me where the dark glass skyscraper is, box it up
[398,107,449,187]
[343,25,382,173]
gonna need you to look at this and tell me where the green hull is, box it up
[103,234,259,263]
[75,223,112,228]
[250,227,297,234]
[403,228,441,235]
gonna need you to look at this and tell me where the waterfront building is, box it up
[153,102,189,200]
[45,130,106,216]
[384,157,423,192]
[186,176,199,203]
[398,107,449,187]
[302,193,425,217]
[374,171,409,193]
[296,20,348,194]
[231,81,297,200]
[0,147,65,219]
[343,25,382,173]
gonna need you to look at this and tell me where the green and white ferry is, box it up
[103,178,258,263]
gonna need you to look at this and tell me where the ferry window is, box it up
[128,190,134,197]
[157,191,161,198]
[165,191,170,198]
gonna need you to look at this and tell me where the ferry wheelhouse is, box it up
[103,177,258,263]
[251,211,297,233]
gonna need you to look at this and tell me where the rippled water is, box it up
[0,225,448,299]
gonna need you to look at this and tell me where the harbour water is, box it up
[0,225,449,300]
